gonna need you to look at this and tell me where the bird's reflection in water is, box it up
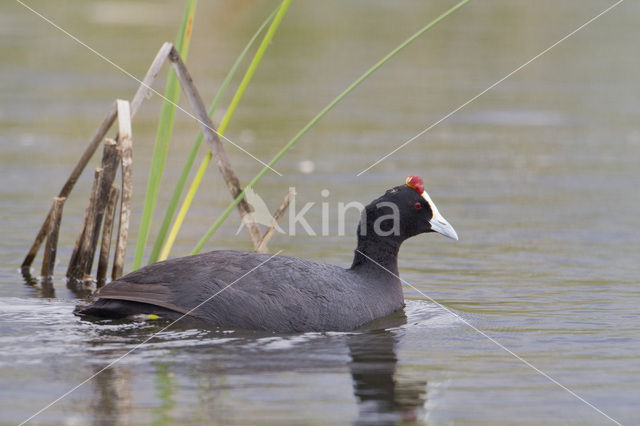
[348,311,427,425]
[81,310,427,425]
[91,365,133,426]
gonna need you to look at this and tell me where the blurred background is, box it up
[1,0,638,424]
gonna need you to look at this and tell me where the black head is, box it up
[357,175,458,243]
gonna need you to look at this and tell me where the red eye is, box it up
[414,202,422,210]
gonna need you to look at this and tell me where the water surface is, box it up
[1,0,639,424]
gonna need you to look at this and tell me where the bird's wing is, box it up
[96,280,191,314]
[93,250,353,330]
[95,251,253,314]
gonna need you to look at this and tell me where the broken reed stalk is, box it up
[167,48,262,248]
[130,42,174,118]
[25,37,291,278]
[79,168,104,277]
[97,185,120,286]
[148,7,279,265]
[160,1,292,260]
[85,139,120,275]
[66,168,101,278]
[68,168,103,281]
[67,224,84,276]
[66,142,117,279]
[40,197,66,278]
[23,105,117,270]
[112,100,133,280]
[22,41,172,270]
[255,188,295,254]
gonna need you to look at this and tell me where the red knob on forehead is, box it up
[405,175,424,194]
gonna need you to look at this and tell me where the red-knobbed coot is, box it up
[77,176,458,332]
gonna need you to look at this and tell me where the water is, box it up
[1,0,639,424]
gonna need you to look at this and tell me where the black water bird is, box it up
[77,176,458,332]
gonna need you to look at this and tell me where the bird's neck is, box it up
[350,235,401,277]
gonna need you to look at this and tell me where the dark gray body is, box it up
[81,250,404,332]
[78,183,457,332]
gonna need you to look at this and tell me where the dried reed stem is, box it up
[167,47,262,249]
[97,185,120,286]
[256,188,295,253]
[85,139,120,274]
[112,100,133,280]
[22,42,171,269]
[130,42,173,116]
[68,168,104,280]
[40,197,66,277]
[23,105,117,270]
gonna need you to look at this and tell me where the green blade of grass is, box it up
[191,0,471,255]
[147,6,279,265]
[133,0,198,270]
[158,0,292,261]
